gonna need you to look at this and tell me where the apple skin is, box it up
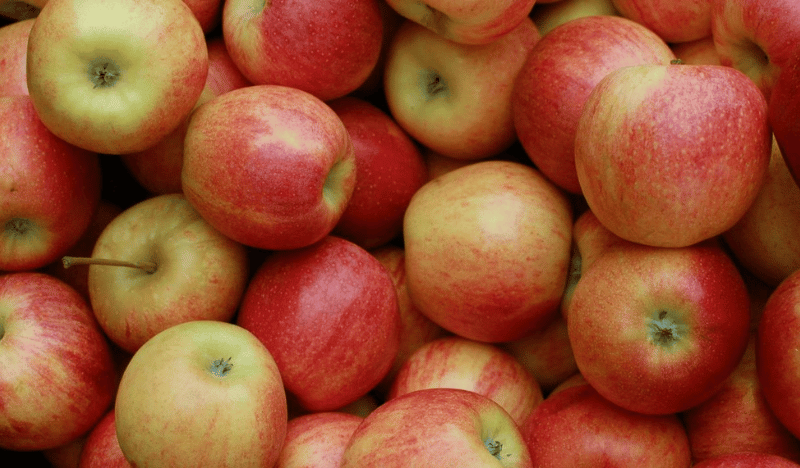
[384,0,536,44]
[769,43,800,187]
[182,85,356,251]
[513,15,675,194]
[711,0,800,102]
[25,0,208,155]
[530,0,620,37]
[611,0,712,43]
[0,95,101,272]
[77,409,131,468]
[403,160,573,343]
[0,17,33,97]
[575,63,771,248]
[223,0,383,101]
[388,336,543,426]
[276,412,363,468]
[328,96,428,249]
[0,272,117,451]
[671,36,722,65]
[115,320,288,468]
[341,387,533,467]
[184,0,222,33]
[756,269,800,441]
[520,382,692,467]
[87,193,250,354]
[567,240,751,415]
[236,236,401,412]
[383,17,539,161]
[693,452,800,468]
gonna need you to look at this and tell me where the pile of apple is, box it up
[2,0,800,466]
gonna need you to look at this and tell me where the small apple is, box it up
[276,412,362,468]
[611,0,712,43]
[77,409,131,468]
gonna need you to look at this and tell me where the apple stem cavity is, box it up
[648,310,686,347]
[421,69,448,100]
[484,436,506,461]
[210,357,233,377]
[61,256,158,274]
[88,57,121,89]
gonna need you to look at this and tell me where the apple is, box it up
[0,95,101,272]
[341,387,532,467]
[25,0,208,155]
[352,0,405,98]
[611,0,712,43]
[388,336,543,425]
[711,0,800,102]
[0,17,32,97]
[383,0,536,44]
[0,272,117,451]
[43,434,89,468]
[520,381,692,467]
[276,412,363,468]
[567,240,751,415]
[574,62,771,248]
[769,43,800,187]
[723,136,800,287]
[222,0,383,101]
[0,1,39,20]
[693,452,800,468]
[236,236,401,411]
[756,269,800,441]
[183,0,222,33]
[62,193,250,354]
[327,96,428,249]
[671,36,722,65]
[77,409,131,468]
[403,160,573,343]
[182,85,357,251]
[513,15,676,194]
[115,320,288,468]
[530,0,620,37]
[383,17,539,161]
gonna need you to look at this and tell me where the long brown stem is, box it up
[62,256,157,274]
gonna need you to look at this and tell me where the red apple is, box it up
[114,320,288,468]
[388,336,543,425]
[183,0,222,33]
[513,15,675,194]
[327,96,428,249]
[574,62,771,248]
[0,272,117,451]
[236,236,401,411]
[567,240,751,415]
[403,160,573,342]
[693,452,800,468]
[520,382,692,467]
[611,0,712,43]
[0,17,32,97]
[222,0,383,101]
[671,36,722,65]
[769,43,800,187]
[276,412,362,468]
[77,409,131,468]
[182,85,356,251]
[341,387,532,467]
[0,95,101,272]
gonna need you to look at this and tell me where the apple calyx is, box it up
[87,57,121,89]
[421,69,448,99]
[484,436,505,460]
[210,357,233,377]
[648,310,686,347]
[5,218,33,236]
[61,256,158,274]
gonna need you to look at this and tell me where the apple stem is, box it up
[61,256,157,274]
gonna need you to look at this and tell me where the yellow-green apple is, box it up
[384,17,538,160]
[500,311,578,393]
[757,269,800,440]
[222,0,383,101]
[530,0,619,37]
[0,17,32,97]
[512,15,675,194]
[182,85,356,250]
[341,387,532,467]
[0,95,101,271]
[611,0,711,43]
[574,62,771,248]
[403,160,573,343]
[115,320,288,468]
[384,0,536,44]
[0,272,116,451]
[236,236,401,411]
[370,245,448,397]
[77,409,131,468]
[121,36,252,195]
[25,0,208,155]
[328,96,428,249]
[671,36,722,65]
[567,240,751,415]
[723,137,800,287]
[770,44,800,186]
[388,336,543,425]
[66,193,249,354]
[682,335,800,464]
[520,381,692,467]
[694,452,800,468]
[711,0,800,102]
[276,412,362,468]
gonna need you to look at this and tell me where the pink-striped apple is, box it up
[77,409,131,468]
[276,412,362,468]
